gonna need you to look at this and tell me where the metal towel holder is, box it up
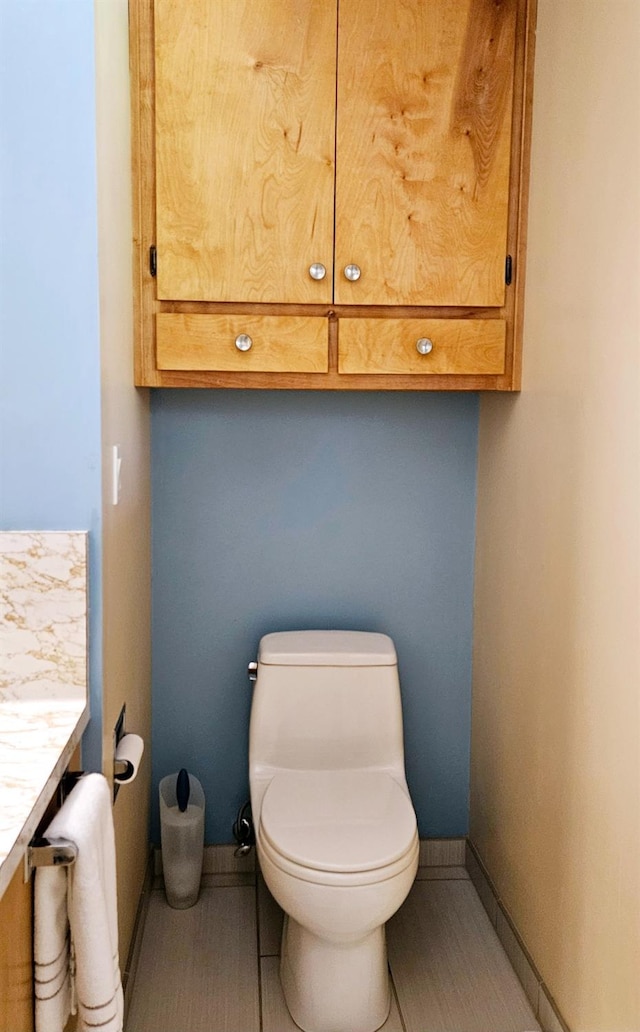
[28,836,78,870]
[27,753,128,873]
[27,706,141,871]
[26,771,85,872]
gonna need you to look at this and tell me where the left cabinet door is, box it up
[154,0,337,304]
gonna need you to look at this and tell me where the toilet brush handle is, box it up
[176,768,190,812]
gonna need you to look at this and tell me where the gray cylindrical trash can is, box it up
[159,771,205,909]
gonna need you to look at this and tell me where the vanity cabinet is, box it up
[0,772,77,1032]
[0,865,33,1032]
[132,0,536,389]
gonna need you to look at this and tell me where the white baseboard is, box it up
[154,837,467,877]
[465,840,570,1032]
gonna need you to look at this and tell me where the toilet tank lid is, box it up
[258,631,397,666]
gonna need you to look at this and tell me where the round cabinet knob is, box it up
[343,264,361,282]
[309,263,327,281]
[235,333,253,352]
[416,337,434,355]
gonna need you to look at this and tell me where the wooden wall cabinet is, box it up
[132,0,536,390]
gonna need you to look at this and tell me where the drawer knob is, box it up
[416,337,434,355]
[309,263,327,281]
[343,264,361,282]
[235,334,253,352]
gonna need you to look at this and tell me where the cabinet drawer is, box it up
[156,314,328,373]
[339,319,506,375]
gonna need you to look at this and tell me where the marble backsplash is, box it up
[0,531,87,704]
[0,531,90,896]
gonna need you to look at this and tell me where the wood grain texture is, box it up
[131,0,161,385]
[508,0,538,389]
[131,0,534,390]
[156,313,328,372]
[339,318,505,374]
[335,0,517,306]
[137,366,508,391]
[154,0,336,303]
[0,863,33,1032]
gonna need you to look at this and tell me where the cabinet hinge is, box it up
[149,245,157,278]
[505,254,513,286]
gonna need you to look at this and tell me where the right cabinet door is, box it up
[334,0,517,307]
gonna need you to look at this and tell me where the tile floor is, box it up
[125,864,541,1032]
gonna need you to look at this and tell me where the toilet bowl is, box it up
[249,631,418,1032]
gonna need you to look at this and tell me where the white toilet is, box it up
[249,630,419,1032]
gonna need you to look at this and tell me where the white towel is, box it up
[34,864,72,1032]
[35,773,123,1032]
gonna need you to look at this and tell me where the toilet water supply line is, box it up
[233,801,254,857]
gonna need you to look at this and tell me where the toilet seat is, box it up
[259,770,418,886]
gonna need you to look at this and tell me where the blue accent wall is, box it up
[0,3,480,841]
[152,390,478,843]
[0,0,103,766]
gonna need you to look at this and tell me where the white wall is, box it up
[0,0,104,767]
[471,1,640,1028]
[95,0,152,968]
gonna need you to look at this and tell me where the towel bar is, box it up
[26,770,84,873]
[58,769,86,804]
[28,837,77,870]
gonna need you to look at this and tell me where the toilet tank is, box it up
[249,631,407,782]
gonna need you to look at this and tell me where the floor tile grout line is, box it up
[389,878,541,1032]
[128,857,541,1032]
[255,872,265,1032]
[389,960,408,1032]
[122,850,155,1028]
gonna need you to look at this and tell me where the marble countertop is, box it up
[0,532,89,899]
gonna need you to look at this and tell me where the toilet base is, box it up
[280,914,390,1032]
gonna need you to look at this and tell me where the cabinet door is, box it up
[154,0,337,303]
[335,0,517,307]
